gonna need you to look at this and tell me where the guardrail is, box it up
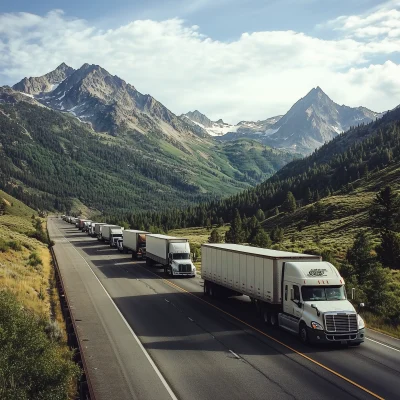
[51,246,96,400]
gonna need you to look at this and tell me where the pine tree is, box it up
[346,231,376,284]
[208,229,222,243]
[282,191,296,213]
[376,230,400,270]
[370,186,400,232]
[225,209,245,244]
[252,229,271,248]
[255,209,265,222]
[305,187,313,204]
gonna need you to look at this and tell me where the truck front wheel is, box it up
[299,322,309,344]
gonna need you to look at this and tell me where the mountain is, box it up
[12,63,75,96]
[127,99,400,231]
[14,63,209,148]
[182,111,283,137]
[0,88,297,213]
[263,87,381,154]
[212,87,381,155]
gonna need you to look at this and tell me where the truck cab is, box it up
[279,262,365,345]
[109,229,123,247]
[167,242,196,277]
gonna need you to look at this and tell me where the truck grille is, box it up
[179,264,191,273]
[324,313,357,332]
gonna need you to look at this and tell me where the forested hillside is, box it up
[0,100,296,213]
[125,106,399,229]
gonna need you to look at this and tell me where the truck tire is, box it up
[299,322,309,344]
[263,310,271,326]
[146,258,152,266]
[270,313,279,328]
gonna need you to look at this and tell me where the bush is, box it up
[28,252,42,268]
[0,291,80,399]
[0,239,9,252]
[8,240,22,251]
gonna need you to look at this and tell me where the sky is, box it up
[1,0,400,123]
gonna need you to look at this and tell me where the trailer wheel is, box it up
[270,313,279,328]
[209,285,214,298]
[299,322,309,344]
[263,310,271,326]
[255,300,262,317]
[146,258,152,266]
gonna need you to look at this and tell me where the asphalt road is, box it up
[49,217,400,400]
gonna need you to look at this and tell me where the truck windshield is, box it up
[173,253,190,260]
[301,286,346,301]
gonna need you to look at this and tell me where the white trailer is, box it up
[146,234,196,277]
[93,223,107,238]
[202,244,365,346]
[122,230,149,258]
[101,225,120,242]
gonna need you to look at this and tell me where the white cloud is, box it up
[0,7,400,123]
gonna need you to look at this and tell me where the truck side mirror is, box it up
[311,304,317,309]
[290,288,294,301]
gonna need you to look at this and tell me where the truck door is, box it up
[282,283,301,332]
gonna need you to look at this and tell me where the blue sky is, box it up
[1,0,400,122]
[2,0,386,40]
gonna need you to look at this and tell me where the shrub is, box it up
[0,239,9,252]
[0,291,80,399]
[8,240,22,251]
[28,252,42,268]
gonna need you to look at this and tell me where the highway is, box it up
[48,217,400,400]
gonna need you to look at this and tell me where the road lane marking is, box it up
[229,350,241,359]
[52,220,178,400]
[367,328,400,341]
[55,221,385,400]
[366,338,400,353]
[151,274,384,400]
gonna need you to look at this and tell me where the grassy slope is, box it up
[170,163,400,337]
[0,190,56,317]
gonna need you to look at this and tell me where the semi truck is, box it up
[201,244,365,346]
[146,234,196,277]
[77,219,90,230]
[122,230,149,259]
[101,225,122,242]
[109,228,123,247]
[92,223,106,238]
[89,222,102,237]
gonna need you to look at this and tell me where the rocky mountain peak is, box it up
[182,110,213,128]
[12,63,75,95]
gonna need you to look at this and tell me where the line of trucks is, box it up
[61,215,365,346]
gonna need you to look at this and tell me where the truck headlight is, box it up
[357,315,365,330]
[311,321,323,330]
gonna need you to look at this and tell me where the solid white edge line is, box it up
[53,219,179,400]
[365,338,400,353]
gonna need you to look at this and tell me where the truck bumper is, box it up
[172,271,195,277]
[307,327,365,345]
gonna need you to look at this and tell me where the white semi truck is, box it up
[109,228,123,247]
[201,244,365,345]
[94,223,107,239]
[146,234,196,277]
[122,230,149,259]
[100,225,121,242]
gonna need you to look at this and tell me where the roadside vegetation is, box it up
[0,190,79,398]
